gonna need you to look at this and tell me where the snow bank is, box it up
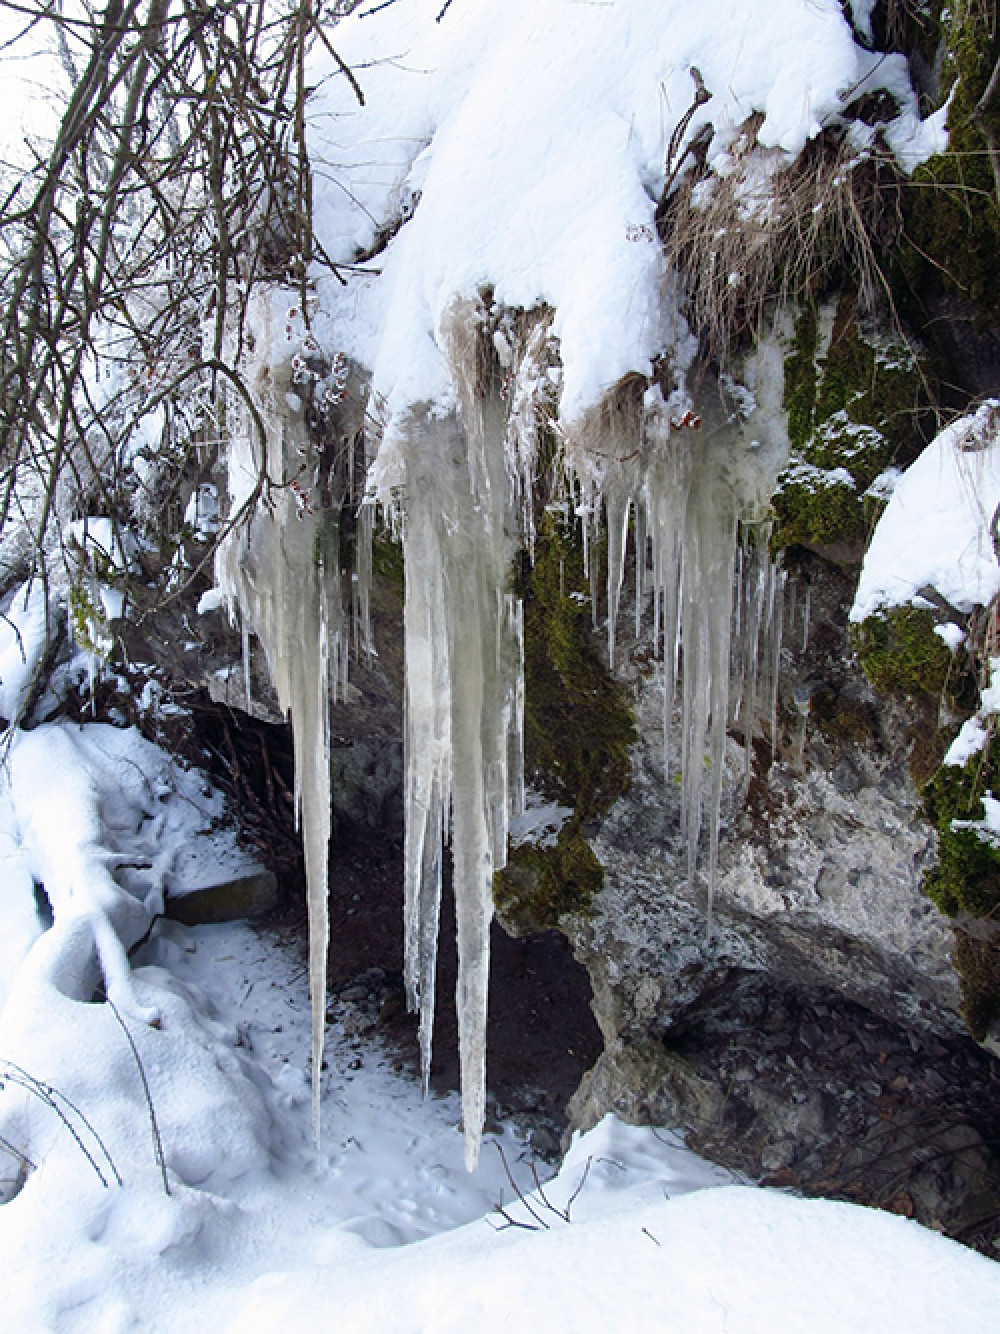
[0,724,274,1208]
[852,401,1000,621]
[310,0,945,439]
[230,1115,1000,1334]
[0,722,996,1330]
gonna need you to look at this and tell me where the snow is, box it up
[310,0,945,444]
[852,401,1000,621]
[0,723,996,1327]
[945,714,992,768]
[953,790,1000,848]
[935,621,966,652]
[0,579,52,725]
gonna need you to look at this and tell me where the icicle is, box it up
[605,486,630,669]
[678,445,739,930]
[369,307,792,1164]
[395,302,526,1170]
[769,568,786,759]
[802,583,812,652]
[733,524,768,791]
[215,294,351,1144]
[241,618,252,712]
[634,499,647,640]
[354,501,374,657]
[645,432,688,788]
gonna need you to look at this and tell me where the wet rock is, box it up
[165,868,277,925]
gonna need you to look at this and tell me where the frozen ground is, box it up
[0,721,997,1331]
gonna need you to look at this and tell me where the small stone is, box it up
[165,868,277,925]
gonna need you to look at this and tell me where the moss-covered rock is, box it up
[774,296,928,556]
[772,465,871,551]
[371,529,405,595]
[923,750,1000,917]
[494,830,604,935]
[921,744,1000,1038]
[901,3,1000,323]
[494,509,635,931]
[518,511,635,822]
[851,605,956,696]
[784,305,820,452]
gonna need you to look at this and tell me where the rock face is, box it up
[566,549,960,1057]
[574,664,958,1064]
[557,554,1000,1240]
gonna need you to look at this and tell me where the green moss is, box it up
[923,750,1000,917]
[494,831,604,934]
[775,297,928,555]
[372,530,404,596]
[816,316,923,476]
[519,511,635,823]
[69,579,113,660]
[921,739,1000,1039]
[851,605,955,696]
[901,6,1000,322]
[784,305,819,451]
[772,470,868,552]
[493,509,635,930]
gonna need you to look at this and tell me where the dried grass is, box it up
[660,118,903,358]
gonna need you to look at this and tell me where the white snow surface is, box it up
[852,401,1000,621]
[0,721,997,1329]
[943,656,1000,768]
[0,579,51,725]
[309,0,946,448]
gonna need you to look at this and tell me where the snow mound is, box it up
[310,0,946,438]
[852,401,1000,621]
[230,1114,1000,1334]
[0,722,996,1330]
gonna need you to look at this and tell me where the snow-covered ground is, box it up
[0,721,998,1331]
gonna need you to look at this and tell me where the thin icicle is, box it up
[216,293,352,1142]
[241,619,252,713]
[605,486,630,669]
[634,500,647,640]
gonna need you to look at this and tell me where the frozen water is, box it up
[394,304,526,1168]
[216,294,350,1137]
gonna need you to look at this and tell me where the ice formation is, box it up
[379,302,535,1167]
[216,295,351,1134]
[565,334,789,925]
[212,0,950,1164]
[372,301,789,1165]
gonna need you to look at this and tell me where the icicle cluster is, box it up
[385,308,791,1165]
[219,291,791,1170]
[216,296,350,1136]
[395,303,528,1171]
[568,332,789,926]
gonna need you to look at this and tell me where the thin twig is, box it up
[106,998,170,1196]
